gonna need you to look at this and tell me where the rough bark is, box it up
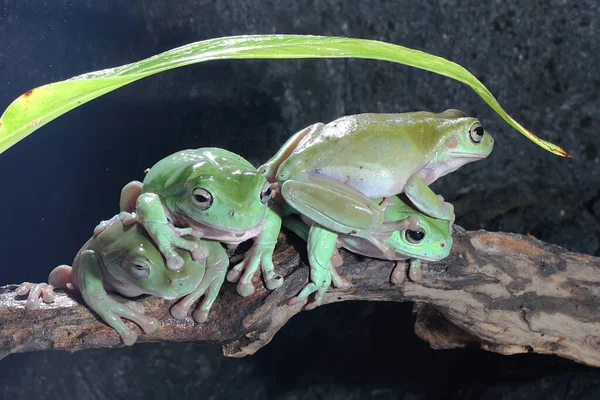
[1,226,599,367]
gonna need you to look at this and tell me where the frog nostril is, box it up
[440,243,445,248]
[230,211,235,217]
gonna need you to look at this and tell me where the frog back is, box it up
[142,148,257,196]
[276,113,453,198]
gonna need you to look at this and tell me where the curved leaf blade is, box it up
[0,34,570,157]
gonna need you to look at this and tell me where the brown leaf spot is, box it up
[22,89,35,98]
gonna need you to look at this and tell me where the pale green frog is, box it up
[16,220,229,346]
[247,110,492,307]
[283,195,453,306]
[94,148,284,296]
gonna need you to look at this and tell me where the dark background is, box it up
[1,0,599,398]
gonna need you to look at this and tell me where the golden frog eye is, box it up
[405,229,426,244]
[192,188,213,210]
[469,123,485,144]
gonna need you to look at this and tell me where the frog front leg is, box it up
[390,258,423,284]
[76,250,158,346]
[404,172,455,221]
[170,246,229,323]
[136,193,208,271]
[226,208,283,296]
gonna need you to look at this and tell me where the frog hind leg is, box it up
[281,215,311,241]
[171,247,229,323]
[288,225,341,310]
[281,173,384,234]
[258,123,324,183]
[283,216,351,290]
[404,173,455,221]
[77,250,158,346]
[120,180,143,212]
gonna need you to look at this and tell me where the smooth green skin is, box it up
[262,110,493,225]
[283,196,453,307]
[257,110,491,307]
[17,221,229,346]
[94,148,284,296]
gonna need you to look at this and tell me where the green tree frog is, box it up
[94,148,284,296]
[283,195,453,308]
[251,110,493,307]
[15,219,229,346]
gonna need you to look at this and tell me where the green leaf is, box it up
[0,35,570,157]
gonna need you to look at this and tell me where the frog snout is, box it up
[226,208,262,228]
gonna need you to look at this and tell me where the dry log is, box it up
[1,226,599,366]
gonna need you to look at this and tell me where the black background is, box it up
[1,0,599,398]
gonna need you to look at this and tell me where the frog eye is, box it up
[192,188,214,210]
[405,229,426,244]
[469,123,485,144]
[130,261,150,279]
[260,182,273,205]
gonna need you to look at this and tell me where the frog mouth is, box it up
[448,151,488,158]
[403,251,445,262]
[190,220,255,235]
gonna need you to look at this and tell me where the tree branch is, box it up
[1,226,599,366]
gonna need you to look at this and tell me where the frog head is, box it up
[143,148,273,235]
[387,218,453,261]
[421,109,494,178]
[382,196,453,261]
[97,222,205,299]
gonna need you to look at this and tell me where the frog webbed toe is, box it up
[15,282,57,310]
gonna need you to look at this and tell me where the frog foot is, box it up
[329,249,352,289]
[288,259,332,311]
[408,261,423,282]
[88,294,158,346]
[390,261,407,284]
[440,201,455,221]
[227,242,282,297]
[391,258,422,284]
[330,265,352,290]
[93,211,138,235]
[15,282,57,310]
[171,266,227,323]
[145,222,208,271]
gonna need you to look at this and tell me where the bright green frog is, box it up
[283,195,453,302]
[250,109,493,307]
[94,148,284,296]
[16,220,229,346]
